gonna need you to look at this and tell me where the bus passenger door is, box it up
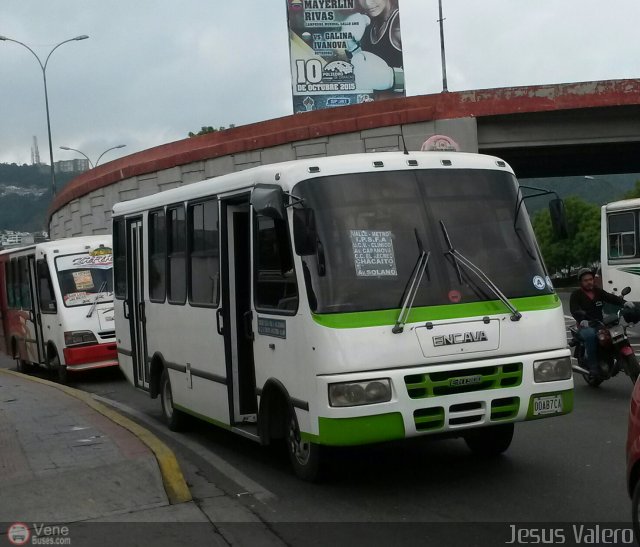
[127,218,150,390]
[28,256,45,364]
[19,256,41,364]
[221,198,257,424]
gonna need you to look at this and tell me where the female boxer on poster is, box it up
[343,0,404,94]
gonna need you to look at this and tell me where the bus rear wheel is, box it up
[285,408,322,481]
[160,368,187,432]
[464,423,514,457]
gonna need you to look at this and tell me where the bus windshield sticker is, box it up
[56,253,113,271]
[72,270,95,291]
[350,230,397,277]
[532,275,546,290]
[257,317,287,339]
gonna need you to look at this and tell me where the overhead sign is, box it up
[286,0,405,113]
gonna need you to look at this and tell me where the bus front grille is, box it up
[404,363,523,399]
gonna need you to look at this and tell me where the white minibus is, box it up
[112,150,573,480]
[0,236,116,382]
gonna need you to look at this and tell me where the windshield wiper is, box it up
[86,281,107,318]
[393,230,431,334]
[439,221,522,321]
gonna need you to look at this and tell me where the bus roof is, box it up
[0,235,111,259]
[112,151,515,217]
[603,198,640,212]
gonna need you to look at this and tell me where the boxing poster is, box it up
[286,0,406,112]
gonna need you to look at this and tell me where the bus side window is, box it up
[18,257,31,310]
[6,259,14,309]
[149,210,167,302]
[167,205,187,305]
[255,215,298,312]
[10,259,20,309]
[37,259,57,313]
[188,199,219,306]
[608,212,636,259]
[113,218,126,299]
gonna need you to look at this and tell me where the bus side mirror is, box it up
[251,185,285,221]
[549,198,569,240]
[293,208,318,256]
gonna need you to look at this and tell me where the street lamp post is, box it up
[0,34,89,195]
[437,0,449,92]
[60,144,126,168]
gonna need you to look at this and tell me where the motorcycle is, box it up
[569,287,640,387]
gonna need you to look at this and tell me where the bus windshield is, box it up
[55,252,114,308]
[294,168,551,314]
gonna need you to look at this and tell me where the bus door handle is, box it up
[138,302,146,324]
[124,300,130,319]
[243,311,254,341]
[216,308,224,335]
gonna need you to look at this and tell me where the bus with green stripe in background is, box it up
[112,137,573,480]
[601,198,640,301]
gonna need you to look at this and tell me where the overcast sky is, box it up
[1,0,639,167]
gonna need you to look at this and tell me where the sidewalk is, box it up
[0,370,284,546]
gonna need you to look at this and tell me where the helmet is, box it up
[577,268,594,281]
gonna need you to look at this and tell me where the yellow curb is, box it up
[0,368,192,505]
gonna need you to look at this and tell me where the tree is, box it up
[624,180,640,199]
[532,196,600,275]
[188,124,235,138]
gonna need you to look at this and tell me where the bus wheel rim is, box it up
[163,379,173,420]
[288,416,310,465]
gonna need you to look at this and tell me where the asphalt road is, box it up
[2,293,637,546]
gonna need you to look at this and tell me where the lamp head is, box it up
[74,35,89,41]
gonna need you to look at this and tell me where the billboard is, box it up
[287,0,405,113]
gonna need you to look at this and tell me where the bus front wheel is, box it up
[464,423,514,457]
[48,351,67,384]
[160,368,187,432]
[285,408,322,482]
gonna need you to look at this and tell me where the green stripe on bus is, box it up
[317,412,405,446]
[312,294,560,329]
[173,404,232,430]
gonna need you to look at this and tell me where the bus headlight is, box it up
[64,330,98,347]
[533,357,572,382]
[328,379,392,407]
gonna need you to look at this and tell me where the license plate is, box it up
[533,394,563,416]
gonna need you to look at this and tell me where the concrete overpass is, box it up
[49,78,640,239]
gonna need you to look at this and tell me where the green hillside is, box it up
[520,173,640,214]
[0,164,78,231]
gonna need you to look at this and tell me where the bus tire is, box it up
[160,368,187,432]
[624,354,640,385]
[49,351,68,384]
[285,407,322,481]
[464,423,514,457]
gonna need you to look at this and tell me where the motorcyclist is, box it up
[570,267,636,378]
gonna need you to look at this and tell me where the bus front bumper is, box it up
[63,343,118,372]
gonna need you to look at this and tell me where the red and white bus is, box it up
[0,236,117,382]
